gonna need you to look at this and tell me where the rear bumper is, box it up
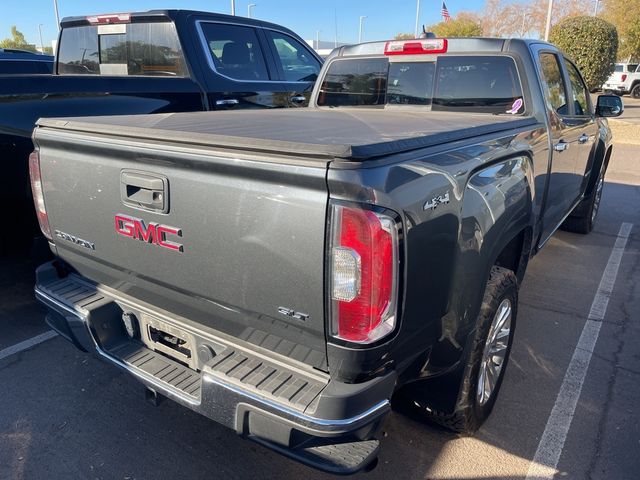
[603,83,628,93]
[35,261,394,474]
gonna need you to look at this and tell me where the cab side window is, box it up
[539,53,568,116]
[565,61,590,116]
[200,23,269,81]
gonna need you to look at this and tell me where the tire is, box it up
[403,266,518,434]
[631,84,640,99]
[561,168,605,234]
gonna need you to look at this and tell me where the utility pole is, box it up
[334,9,338,48]
[594,0,600,16]
[230,0,235,15]
[414,0,421,38]
[247,3,255,18]
[358,16,367,43]
[521,12,526,38]
[53,0,60,31]
[316,30,320,50]
[544,0,553,41]
[38,24,45,53]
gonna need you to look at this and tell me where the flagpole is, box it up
[414,0,420,38]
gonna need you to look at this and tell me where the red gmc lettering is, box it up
[114,214,183,252]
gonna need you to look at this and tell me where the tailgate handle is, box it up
[120,170,169,213]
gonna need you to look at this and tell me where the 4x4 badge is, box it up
[424,191,450,211]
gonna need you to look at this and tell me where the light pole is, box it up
[414,0,421,38]
[544,0,553,41]
[594,0,600,16]
[247,3,256,18]
[53,0,60,31]
[358,15,367,43]
[38,24,44,53]
[316,30,320,49]
[230,0,235,15]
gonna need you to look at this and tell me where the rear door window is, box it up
[565,61,590,116]
[539,53,568,116]
[58,22,187,76]
[265,31,320,82]
[199,23,269,81]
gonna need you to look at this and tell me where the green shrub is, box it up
[549,16,618,90]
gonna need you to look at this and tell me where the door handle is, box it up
[120,170,168,213]
[554,141,569,152]
[290,95,306,104]
[216,98,239,107]
[578,133,590,144]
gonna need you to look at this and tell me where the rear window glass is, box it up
[318,55,524,114]
[317,58,387,106]
[614,65,623,72]
[58,22,188,76]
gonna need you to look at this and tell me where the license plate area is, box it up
[139,314,197,370]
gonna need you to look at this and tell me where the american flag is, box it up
[441,1,451,22]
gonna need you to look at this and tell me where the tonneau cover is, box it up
[37,109,537,161]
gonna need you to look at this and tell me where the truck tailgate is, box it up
[34,126,330,371]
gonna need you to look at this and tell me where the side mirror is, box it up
[596,95,624,117]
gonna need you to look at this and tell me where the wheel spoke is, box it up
[477,297,513,406]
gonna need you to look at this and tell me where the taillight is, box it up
[621,74,627,82]
[329,203,399,344]
[384,38,448,55]
[28,150,52,240]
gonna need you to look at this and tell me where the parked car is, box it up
[0,49,54,74]
[0,10,322,253]
[31,37,622,474]
[602,62,640,97]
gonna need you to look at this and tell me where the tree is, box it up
[394,33,416,40]
[0,25,37,52]
[549,16,618,90]
[481,0,585,39]
[428,16,483,37]
[601,0,640,60]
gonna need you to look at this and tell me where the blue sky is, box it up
[1,0,485,48]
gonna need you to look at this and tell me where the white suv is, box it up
[602,63,640,98]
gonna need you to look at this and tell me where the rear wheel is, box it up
[403,266,518,434]
[561,168,604,234]
[631,84,640,99]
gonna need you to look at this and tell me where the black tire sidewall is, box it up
[632,85,640,99]
[462,267,518,430]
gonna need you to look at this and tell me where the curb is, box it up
[608,119,640,145]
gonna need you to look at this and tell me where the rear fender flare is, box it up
[435,154,534,368]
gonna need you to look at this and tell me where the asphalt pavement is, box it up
[1,145,639,480]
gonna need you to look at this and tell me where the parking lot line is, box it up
[0,330,58,361]
[525,222,633,480]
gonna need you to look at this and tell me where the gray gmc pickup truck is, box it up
[30,38,623,474]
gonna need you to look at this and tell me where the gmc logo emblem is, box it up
[115,214,184,252]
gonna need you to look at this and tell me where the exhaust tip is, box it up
[145,387,166,407]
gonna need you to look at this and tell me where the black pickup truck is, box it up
[31,38,623,473]
[0,9,321,252]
